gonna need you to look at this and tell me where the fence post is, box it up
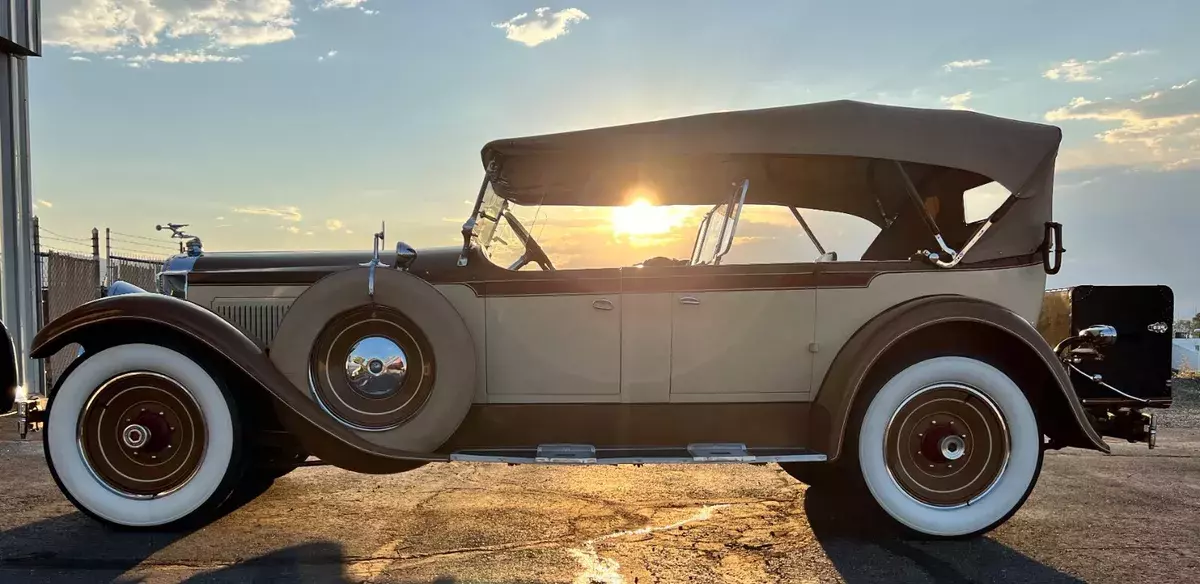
[32,216,41,325]
[92,228,102,296]
[105,227,111,287]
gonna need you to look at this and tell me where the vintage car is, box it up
[20,101,1173,538]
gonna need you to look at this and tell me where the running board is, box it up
[449,443,827,465]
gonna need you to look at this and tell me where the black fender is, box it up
[30,293,447,472]
[810,294,1108,461]
[0,319,17,413]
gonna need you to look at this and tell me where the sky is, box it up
[32,0,1200,319]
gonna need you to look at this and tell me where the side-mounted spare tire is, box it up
[269,267,476,457]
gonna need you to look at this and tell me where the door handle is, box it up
[679,296,701,305]
[592,299,615,311]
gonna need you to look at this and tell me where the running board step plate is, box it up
[449,443,827,465]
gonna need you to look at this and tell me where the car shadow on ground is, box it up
[803,485,1083,583]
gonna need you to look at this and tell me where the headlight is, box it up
[157,271,188,299]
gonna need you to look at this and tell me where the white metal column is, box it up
[1,1,42,396]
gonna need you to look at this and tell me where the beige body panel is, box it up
[436,285,488,403]
[620,293,673,403]
[484,294,622,400]
[186,263,1043,406]
[812,263,1046,396]
[669,289,816,400]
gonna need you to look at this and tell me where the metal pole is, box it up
[92,227,101,294]
[105,227,111,285]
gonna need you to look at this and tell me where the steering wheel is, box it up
[525,235,556,271]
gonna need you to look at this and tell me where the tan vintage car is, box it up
[22,101,1171,538]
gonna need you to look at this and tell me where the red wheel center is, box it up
[919,424,958,463]
[132,411,173,453]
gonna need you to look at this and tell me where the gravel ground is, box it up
[1159,377,1200,428]
[0,381,1196,583]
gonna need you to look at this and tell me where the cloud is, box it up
[36,199,53,208]
[494,7,589,47]
[940,91,974,111]
[281,225,300,234]
[233,205,303,221]
[68,55,91,62]
[1043,50,1150,82]
[325,218,344,231]
[344,229,354,234]
[114,50,244,66]
[215,216,225,220]
[44,0,297,55]
[942,59,990,72]
[313,0,377,14]
[1046,79,1200,171]
[318,49,337,62]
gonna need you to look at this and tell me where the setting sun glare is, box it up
[611,198,688,239]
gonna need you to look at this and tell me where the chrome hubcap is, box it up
[939,434,966,461]
[345,336,408,398]
[121,424,150,449]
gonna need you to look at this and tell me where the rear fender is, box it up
[31,293,445,472]
[811,294,1108,461]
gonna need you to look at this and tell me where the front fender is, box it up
[31,293,447,471]
[811,294,1108,461]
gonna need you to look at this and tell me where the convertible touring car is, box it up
[17,101,1173,538]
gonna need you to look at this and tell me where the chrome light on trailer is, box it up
[1078,324,1117,347]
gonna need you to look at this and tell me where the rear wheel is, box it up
[45,344,246,530]
[855,356,1043,538]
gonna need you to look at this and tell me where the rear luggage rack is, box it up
[450,443,827,465]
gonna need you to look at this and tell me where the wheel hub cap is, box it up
[884,383,1010,507]
[345,336,408,398]
[79,372,206,498]
[121,424,150,449]
[310,305,435,431]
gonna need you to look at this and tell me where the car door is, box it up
[483,269,623,402]
[666,265,817,401]
[622,264,817,402]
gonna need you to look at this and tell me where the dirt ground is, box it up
[0,382,1196,583]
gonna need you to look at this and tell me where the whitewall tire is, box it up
[857,356,1041,538]
[45,344,243,529]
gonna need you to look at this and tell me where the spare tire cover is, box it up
[270,267,476,452]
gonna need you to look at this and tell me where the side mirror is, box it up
[1079,324,1117,347]
[395,242,417,271]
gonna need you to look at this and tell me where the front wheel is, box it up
[45,344,246,529]
[856,356,1043,539]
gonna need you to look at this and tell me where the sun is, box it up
[611,198,684,237]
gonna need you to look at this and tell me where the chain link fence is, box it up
[41,252,101,384]
[32,221,177,386]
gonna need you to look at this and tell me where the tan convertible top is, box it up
[480,100,1063,263]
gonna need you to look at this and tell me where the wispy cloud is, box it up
[36,199,53,208]
[313,0,377,15]
[318,49,338,62]
[107,50,244,67]
[494,7,589,47]
[325,218,344,231]
[942,59,990,72]
[233,206,303,222]
[940,91,974,111]
[1043,50,1150,82]
[68,55,91,62]
[44,0,297,55]
[1046,79,1200,171]
[280,225,301,234]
